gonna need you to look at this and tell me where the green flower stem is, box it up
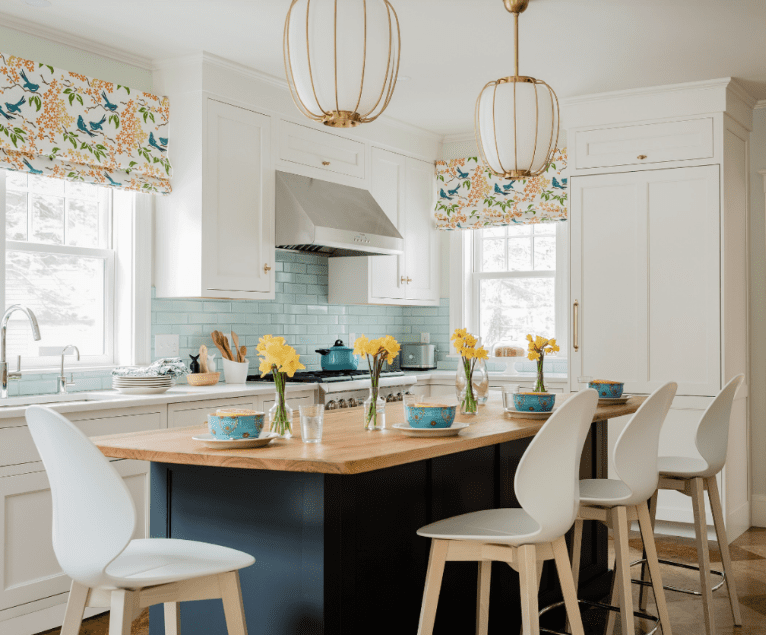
[461,355,478,414]
[365,352,385,429]
[534,352,546,393]
[271,367,291,436]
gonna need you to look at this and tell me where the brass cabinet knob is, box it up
[264,263,272,273]
[400,276,407,284]
[637,154,647,160]
[322,160,331,166]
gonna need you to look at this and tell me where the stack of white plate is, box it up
[112,375,173,395]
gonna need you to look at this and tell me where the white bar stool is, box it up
[568,382,677,635]
[26,405,255,635]
[414,389,599,635]
[637,374,745,635]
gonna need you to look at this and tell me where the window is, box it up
[2,171,115,368]
[463,223,567,355]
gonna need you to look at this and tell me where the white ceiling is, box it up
[1,0,764,136]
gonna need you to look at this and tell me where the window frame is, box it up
[0,171,152,373]
[450,222,569,358]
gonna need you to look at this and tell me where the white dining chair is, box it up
[637,374,745,635]
[25,405,255,635]
[569,382,677,635]
[415,389,599,635]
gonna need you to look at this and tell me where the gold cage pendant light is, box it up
[284,0,401,128]
[475,0,560,178]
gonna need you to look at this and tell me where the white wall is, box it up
[0,26,152,91]
[749,106,766,524]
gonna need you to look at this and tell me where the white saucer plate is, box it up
[392,422,470,437]
[192,431,280,449]
[503,406,556,419]
[598,396,629,405]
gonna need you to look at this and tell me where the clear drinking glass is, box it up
[299,404,325,443]
[577,376,593,392]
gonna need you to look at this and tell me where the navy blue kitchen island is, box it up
[95,395,643,635]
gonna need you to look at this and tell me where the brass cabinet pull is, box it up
[400,276,407,284]
[407,277,413,283]
[573,300,580,351]
[637,154,647,160]
[264,263,272,273]
[321,160,331,166]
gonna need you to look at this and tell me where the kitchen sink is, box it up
[0,392,125,408]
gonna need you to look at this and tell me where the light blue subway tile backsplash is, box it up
[9,251,564,396]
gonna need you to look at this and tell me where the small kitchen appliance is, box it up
[400,344,436,370]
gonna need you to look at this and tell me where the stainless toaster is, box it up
[400,344,436,370]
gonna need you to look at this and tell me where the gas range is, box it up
[247,369,417,410]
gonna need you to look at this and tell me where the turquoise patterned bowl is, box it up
[405,402,457,429]
[512,392,555,412]
[208,410,265,439]
[588,380,625,399]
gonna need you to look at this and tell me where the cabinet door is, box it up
[279,121,366,180]
[168,397,260,428]
[0,461,148,611]
[404,158,439,302]
[369,148,406,300]
[570,166,720,396]
[202,100,274,295]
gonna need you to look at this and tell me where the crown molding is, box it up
[0,12,153,70]
[561,77,739,107]
[154,51,444,142]
[755,100,766,110]
[727,78,757,109]
[442,132,476,144]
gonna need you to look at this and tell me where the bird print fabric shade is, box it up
[434,149,567,229]
[0,52,172,194]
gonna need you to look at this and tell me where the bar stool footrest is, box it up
[630,557,726,595]
[538,598,659,635]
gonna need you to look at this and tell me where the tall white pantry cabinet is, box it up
[566,79,754,540]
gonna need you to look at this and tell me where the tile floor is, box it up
[36,528,766,635]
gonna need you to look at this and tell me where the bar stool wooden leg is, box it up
[638,490,659,612]
[690,477,716,635]
[552,537,585,635]
[707,476,742,626]
[418,540,449,635]
[612,506,635,635]
[570,518,584,591]
[220,572,248,635]
[637,501,672,635]
[517,545,540,635]
[476,561,491,635]
[164,602,181,635]
[109,589,137,635]
[604,563,620,635]
[61,581,89,635]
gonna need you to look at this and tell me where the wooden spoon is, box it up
[211,331,230,361]
[219,332,234,361]
[199,344,208,373]
[239,346,247,363]
[231,331,241,363]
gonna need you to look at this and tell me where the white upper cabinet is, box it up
[328,150,440,306]
[155,97,275,299]
[570,166,721,396]
[279,120,366,181]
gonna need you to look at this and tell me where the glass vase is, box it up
[473,358,489,404]
[455,359,489,414]
[534,353,546,393]
[364,387,386,431]
[269,374,293,437]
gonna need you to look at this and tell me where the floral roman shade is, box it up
[434,148,567,229]
[0,52,171,194]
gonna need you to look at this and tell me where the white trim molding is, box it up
[752,495,766,528]
[0,12,152,70]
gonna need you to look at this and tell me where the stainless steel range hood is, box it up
[275,171,403,257]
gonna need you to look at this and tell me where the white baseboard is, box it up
[726,500,751,541]
[752,495,766,527]
[631,500,751,543]
[0,601,105,635]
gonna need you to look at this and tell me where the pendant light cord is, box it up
[514,11,519,77]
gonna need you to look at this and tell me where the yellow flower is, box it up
[528,351,540,361]
[451,328,468,342]
[474,346,489,360]
[257,334,286,354]
[353,334,370,356]
[463,334,477,349]
[256,335,305,377]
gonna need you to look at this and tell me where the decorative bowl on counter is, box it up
[208,409,265,439]
[404,397,457,429]
[512,392,556,412]
[186,372,220,386]
[588,379,625,399]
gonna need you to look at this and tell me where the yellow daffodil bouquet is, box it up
[526,334,559,393]
[452,328,489,414]
[353,335,401,430]
[256,335,305,436]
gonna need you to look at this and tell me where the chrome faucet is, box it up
[1,305,41,399]
[58,345,80,394]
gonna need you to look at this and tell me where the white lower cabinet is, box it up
[260,393,314,415]
[168,396,260,428]
[0,460,149,619]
